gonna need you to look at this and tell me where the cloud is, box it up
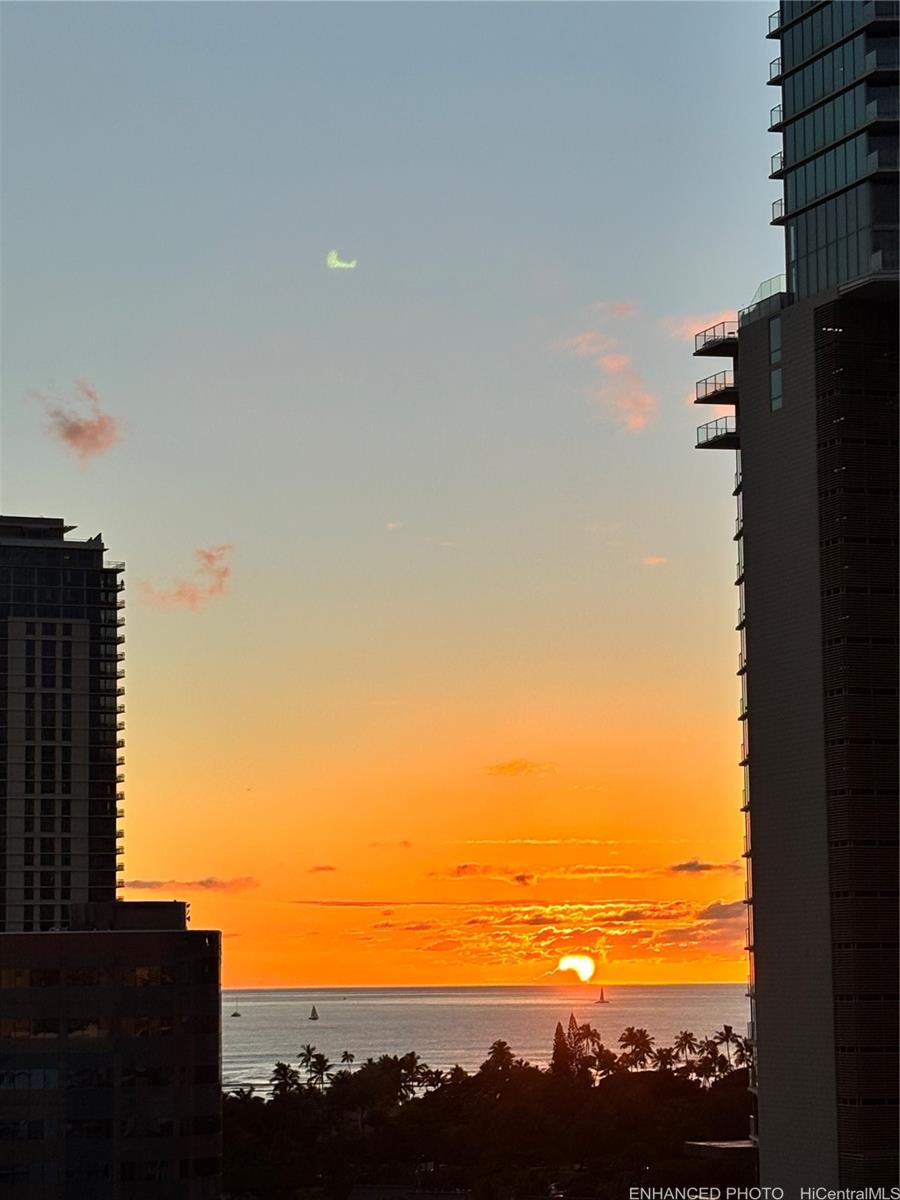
[552,303,657,433]
[697,899,746,921]
[140,545,232,611]
[661,309,737,342]
[589,300,637,320]
[385,522,403,530]
[669,859,741,874]
[641,555,668,566]
[484,759,556,778]
[370,839,414,849]
[40,379,122,464]
[123,876,258,893]
[589,372,658,432]
[307,865,337,873]
[551,330,616,359]
[455,837,683,846]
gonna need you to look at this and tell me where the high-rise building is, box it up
[0,516,222,1198]
[0,515,125,932]
[693,0,898,1188]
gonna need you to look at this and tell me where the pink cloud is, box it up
[591,372,658,432]
[661,309,737,342]
[641,555,668,566]
[140,545,232,611]
[41,380,122,464]
[552,330,616,359]
[590,300,637,320]
[599,353,631,373]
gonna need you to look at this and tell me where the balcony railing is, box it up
[772,197,785,222]
[694,321,739,354]
[696,415,737,446]
[768,8,780,33]
[769,56,783,81]
[769,103,783,129]
[695,370,736,402]
[104,561,126,572]
[867,95,900,121]
[770,149,784,175]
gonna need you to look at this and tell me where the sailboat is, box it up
[230,997,242,1018]
[594,987,610,1005]
[309,1005,320,1021]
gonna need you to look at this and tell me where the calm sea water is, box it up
[221,985,748,1093]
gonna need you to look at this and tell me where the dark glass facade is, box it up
[772,1,899,295]
[0,517,125,932]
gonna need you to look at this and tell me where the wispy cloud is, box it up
[370,839,414,849]
[140,545,232,611]
[553,304,657,433]
[436,861,699,885]
[669,859,741,874]
[697,899,745,921]
[385,521,404,531]
[123,876,258,893]
[484,759,556,778]
[307,865,337,873]
[661,309,737,342]
[641,555,668,567]
[39,380,122,464]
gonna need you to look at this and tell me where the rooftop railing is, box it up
[696,414,737,446]
[694,321,739,353]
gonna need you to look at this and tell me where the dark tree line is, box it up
[223,1016,753,1200]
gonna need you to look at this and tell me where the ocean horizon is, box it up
[222,983,749,1094]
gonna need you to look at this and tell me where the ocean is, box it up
[221,984,749,1093]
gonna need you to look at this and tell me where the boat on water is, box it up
[309,1005,319,1021]
[230,996,242,1017]
[594,987,610,1005]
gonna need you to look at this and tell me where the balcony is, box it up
[694,320,738,357]
[770,149,784,177]
[695,370,738,405]
[771,196,785,224]
[116,774,125,784]
[769,103,784,131]
[739,696,749,720]
[737,650,747,675]
[866,46,900,80]
[768,56,783,83]
[767,8,780,35]
[104,561,125,572]
[116,829,125,840]
[736,602,746,630]
[866,96,900,126]
[116,807,125,818]
[741,788,749,813]
[696,415,739,450]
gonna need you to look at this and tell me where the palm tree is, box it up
[674,1030,700,1063]
[309,1052,332,1091]
[297,1043,317,1076]
[270,1061,301,1097]
[650,1046,677,1072]
[693,1055,717,1088]
[733,1036,753,1068]
[714,1024,738,1066]
[618,1026,655,1069]
[340,1050,355,1066]
[591,1046,620,1078]
[484,1039,515,1074]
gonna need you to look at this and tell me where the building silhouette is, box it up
[0,516,222,1197]
[693,0,898,1187]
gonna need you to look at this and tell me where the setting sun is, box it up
[558,955,596,983]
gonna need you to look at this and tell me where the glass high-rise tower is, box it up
[694,0,898,1187]
[0,516,125,932]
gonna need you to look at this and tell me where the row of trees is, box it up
[550,1015,752,1085]
[223,1018,753,1198]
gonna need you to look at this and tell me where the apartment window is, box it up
[769,315,782,364]
[770,368,784,412]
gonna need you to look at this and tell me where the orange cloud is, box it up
[641,555,668,566]
[589,300,637,320]
[40,379,121,464]
[599,353,631,373]
[483,759,556,777]
[661,309,737,342]
[140,545,232,610]
[307,865,337,873]
[669,859,741,874]
[123,876,258,893]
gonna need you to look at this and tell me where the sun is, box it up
[558,954,596,983]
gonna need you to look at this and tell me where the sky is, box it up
[0,1,782,987]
